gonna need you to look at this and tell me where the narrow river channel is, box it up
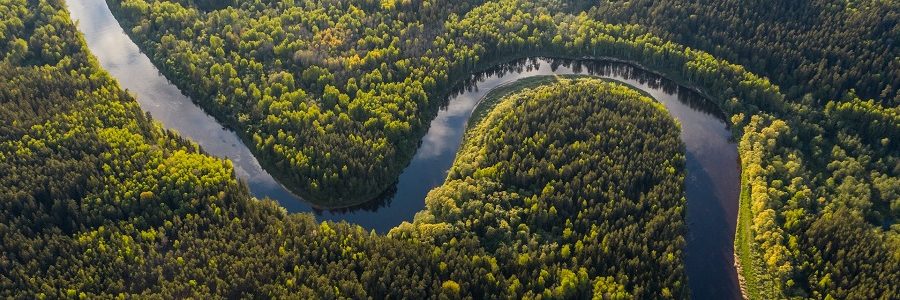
[67,0,741,298]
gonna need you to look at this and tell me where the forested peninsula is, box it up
[1,0,897,298]
[0,1,689,295]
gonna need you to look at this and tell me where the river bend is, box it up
[66,0,741,298]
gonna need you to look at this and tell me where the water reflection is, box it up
[451,58,728,121]
[68,1,739,297]
[65,0,302,205]
[313,183,397,215]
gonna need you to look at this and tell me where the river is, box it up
[66,0,741,298]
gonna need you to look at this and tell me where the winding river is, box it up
[66,0,741,298]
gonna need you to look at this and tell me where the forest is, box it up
[1,0,898,298]
[0,1,688,296]
[395,77,689,298]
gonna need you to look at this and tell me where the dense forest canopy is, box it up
[586,0,900,104]
[0,1,690,296]
[395,77,690,298]
[1,0,898,298]
[107,0,503,205]
[106,0,900,297]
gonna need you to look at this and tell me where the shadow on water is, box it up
[67,1,740,297]
[452,57,728,121]
[684,151,742,300]
[313,183,398,215]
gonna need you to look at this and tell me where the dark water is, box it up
[67,1,740,298]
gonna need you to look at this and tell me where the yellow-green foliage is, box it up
[2,0,897,298]
[398,78,688,298]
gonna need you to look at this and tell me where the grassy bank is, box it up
[735,171,758,299]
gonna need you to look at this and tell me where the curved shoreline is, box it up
[465,71,744,299]
[68,1,742,297]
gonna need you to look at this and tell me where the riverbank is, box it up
[68,3,744,293]
[735,171,755,299]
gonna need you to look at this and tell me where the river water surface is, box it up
[67,0,741,298]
